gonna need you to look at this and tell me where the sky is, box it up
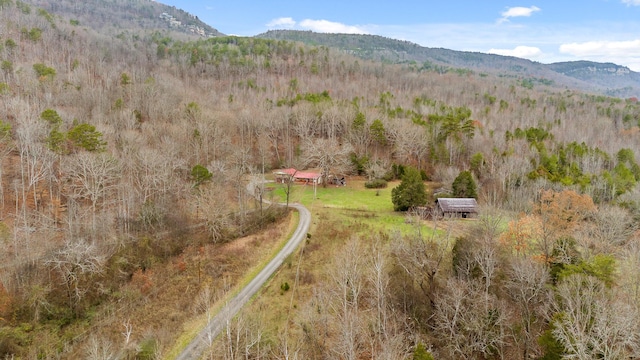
[157,0,640,71]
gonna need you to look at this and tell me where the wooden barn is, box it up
[435,198,478,218]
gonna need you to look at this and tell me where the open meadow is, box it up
[265,177,443,238]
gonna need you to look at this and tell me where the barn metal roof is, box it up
[436,198,478,213]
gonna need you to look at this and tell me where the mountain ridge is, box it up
[256,30,640,98]
[21,0,225,39]
[17,0,640,98]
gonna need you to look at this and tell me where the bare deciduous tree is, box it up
[122,318,133,346]
[581,204,637,251]
[367,236,390,340]
[391,231,450,308]
[328,237,365,360]
[63,152,121,239]
[365,157,389,181]
[46,238,106,315]
[193,183,230,243]
[219,314,269,360]
[84,336,117,360]
[619,239,640,304]
[17,117,52,214]
[273,329,302,360]
[386,118,428,167]
[0,119,15,217]
[298,286,331,359]
[505,257,551,360]
[474,240,498,295]
[302,137,354,186]
[131,147,183,205]
[433,278,509,359]
[552,274,640,359]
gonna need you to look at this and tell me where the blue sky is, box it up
[157,0,640,71]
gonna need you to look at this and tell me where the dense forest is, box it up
[2,0,640,359]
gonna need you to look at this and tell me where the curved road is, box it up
[174,203,311,360]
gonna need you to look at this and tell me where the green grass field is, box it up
[265,179,437,236]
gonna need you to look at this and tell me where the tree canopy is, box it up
[191,164,213,187]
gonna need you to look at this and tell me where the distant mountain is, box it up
[18,1,640,98]
[21,0,225,38]
[547,61,640,98]
[257,30,640,98]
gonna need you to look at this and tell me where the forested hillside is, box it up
[258,29,640,98]
[12,0,224,38]
[2,0,640,359]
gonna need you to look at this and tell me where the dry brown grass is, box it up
[60,210,297,358]
[204,206,363,351]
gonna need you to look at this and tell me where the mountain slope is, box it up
[23,0,640,98]
[257,30,640,98]
[547,61,640,98]
[21,0,224,38]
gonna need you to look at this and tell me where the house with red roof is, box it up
[273,168,323,185]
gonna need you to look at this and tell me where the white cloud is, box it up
[266,17,296,28]
[298,19,369,34]
[265,17,368,34]
[622,0,640,5]
[558,40,640,71]
[498,6,541,23]
[488,46,543,58]
[560,39,640,57]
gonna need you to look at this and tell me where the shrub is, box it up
[383,163,407,181]
[391,163,405,179]
[33,63,56,80]
[190,164,212,187]
[413,342,434,360]
[382,171,395,182]
[136,337,157,360]
[420,169,429,181]
[1,60,12,73]
[350,153,369,175]
[4,39,17,51]
[67,123,106,152]
[365,178,388,189]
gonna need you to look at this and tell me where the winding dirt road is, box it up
[174,203,311,360]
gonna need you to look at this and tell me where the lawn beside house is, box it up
[265,177,440,237]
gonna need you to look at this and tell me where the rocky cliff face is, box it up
[549,61,631,77]
[546,61,640,97]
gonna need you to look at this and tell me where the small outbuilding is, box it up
[435,198,478,218]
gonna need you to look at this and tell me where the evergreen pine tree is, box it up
[452,170,478,199]
[391,166,427,211]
